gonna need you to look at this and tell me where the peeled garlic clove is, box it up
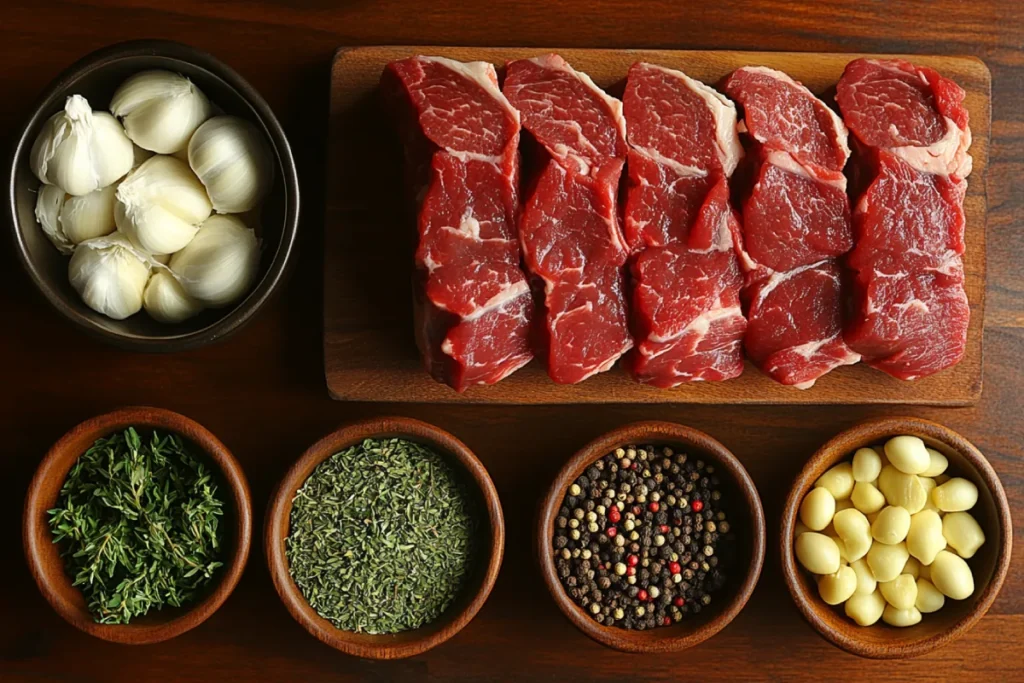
[942,511,985,559]
[68,233,151,320]
[35,184,74,254]
[115,156,212,255]
[882,604,922,627]
[61,184,117,245]
[915,578,945,613]
[932,477,979,512]
[143,270,204,323]
[111,70,211,154]
[852,447,882,483]
[188,116,273,213]
[30,95,134,197]
[884,435,930,474]
[800,487,835,531]
[816,462,855,500]
[845,589,886,626]
[930,550,975,600]
[170,214,259,307]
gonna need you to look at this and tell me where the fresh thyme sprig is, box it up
[48,427,225,624]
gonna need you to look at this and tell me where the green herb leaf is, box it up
[47,428,225,625]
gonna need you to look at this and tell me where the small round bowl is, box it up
[23,407,253,644]
[537,421,765,653]
[265,417,504,660]
[781,416,1012,659]
[7,39,299,352]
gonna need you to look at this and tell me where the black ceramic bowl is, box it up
[6,40,299,351]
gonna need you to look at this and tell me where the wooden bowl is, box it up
[23,407,253,644]
[781,416,1012,659]
[265,416,504,660]
[537,421,766,653]
[7,39,299,352]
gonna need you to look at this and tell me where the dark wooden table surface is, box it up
[2,1,1021,680]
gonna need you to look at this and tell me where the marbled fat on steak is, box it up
[723,66,860,388]
[382,56,533,391]
[623,63,747,387]
[504,54,632,384]
[837,58,971,380]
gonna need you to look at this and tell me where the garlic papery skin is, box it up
[115,155,213,255]
[111,70,211,154]
[143,270,204,323]
[188,116,273,213]
[61,184,117,245]
[68,233,152,320]
[170,214,259,307]
[30,95,134,196]
[35,184,74,254]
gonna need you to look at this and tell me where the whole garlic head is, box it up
[69,233,152,320]
[188,116,273,213]
[111,70,211,154]
[115,155,212,255]
[35,184,74,254]
[170,214,259,307]
[30,95,134,196]
[143,270,204,323]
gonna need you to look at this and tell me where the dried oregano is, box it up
[286,438,481,634]
[48,428,225,624]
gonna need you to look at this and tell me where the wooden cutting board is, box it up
[324,47,989,404]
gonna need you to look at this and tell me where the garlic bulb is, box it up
[61,184,117,245]
[111,70,211,154]
[115,155,212,255]
[35,184,74,254]
[188,116,273,213]
[30,95,134,196]
[143,270,204,323]
[170,214,259,307]
[69,233,152,320]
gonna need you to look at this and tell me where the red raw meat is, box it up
[723,66,860,388]
[837,58,972,380]
[504,54,632,384]
[622,63,747,387]
[836,58,972,179]
[744,261,854,388]
[382,56,533,391]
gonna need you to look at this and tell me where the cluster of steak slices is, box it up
[381,54,971,392]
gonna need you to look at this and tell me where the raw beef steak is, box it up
[622,63,747,387]
[836,58,972,179]
[382,56,533,391]
[837,58,972,380]
[743,260,854,388]
[504,54,632,384]
[723,66,860,388]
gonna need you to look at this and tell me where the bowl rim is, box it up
[6,38,300,352]
[780,416,1013,659]
[536,420,766,654]
[264,416,505,660]
[22,406,253,644]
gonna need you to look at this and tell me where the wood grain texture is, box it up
[325,47,990,405]
[780,417,1012,659]
[2,0,1023,681]
[264,417,504,660]
[536,421,765,653]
